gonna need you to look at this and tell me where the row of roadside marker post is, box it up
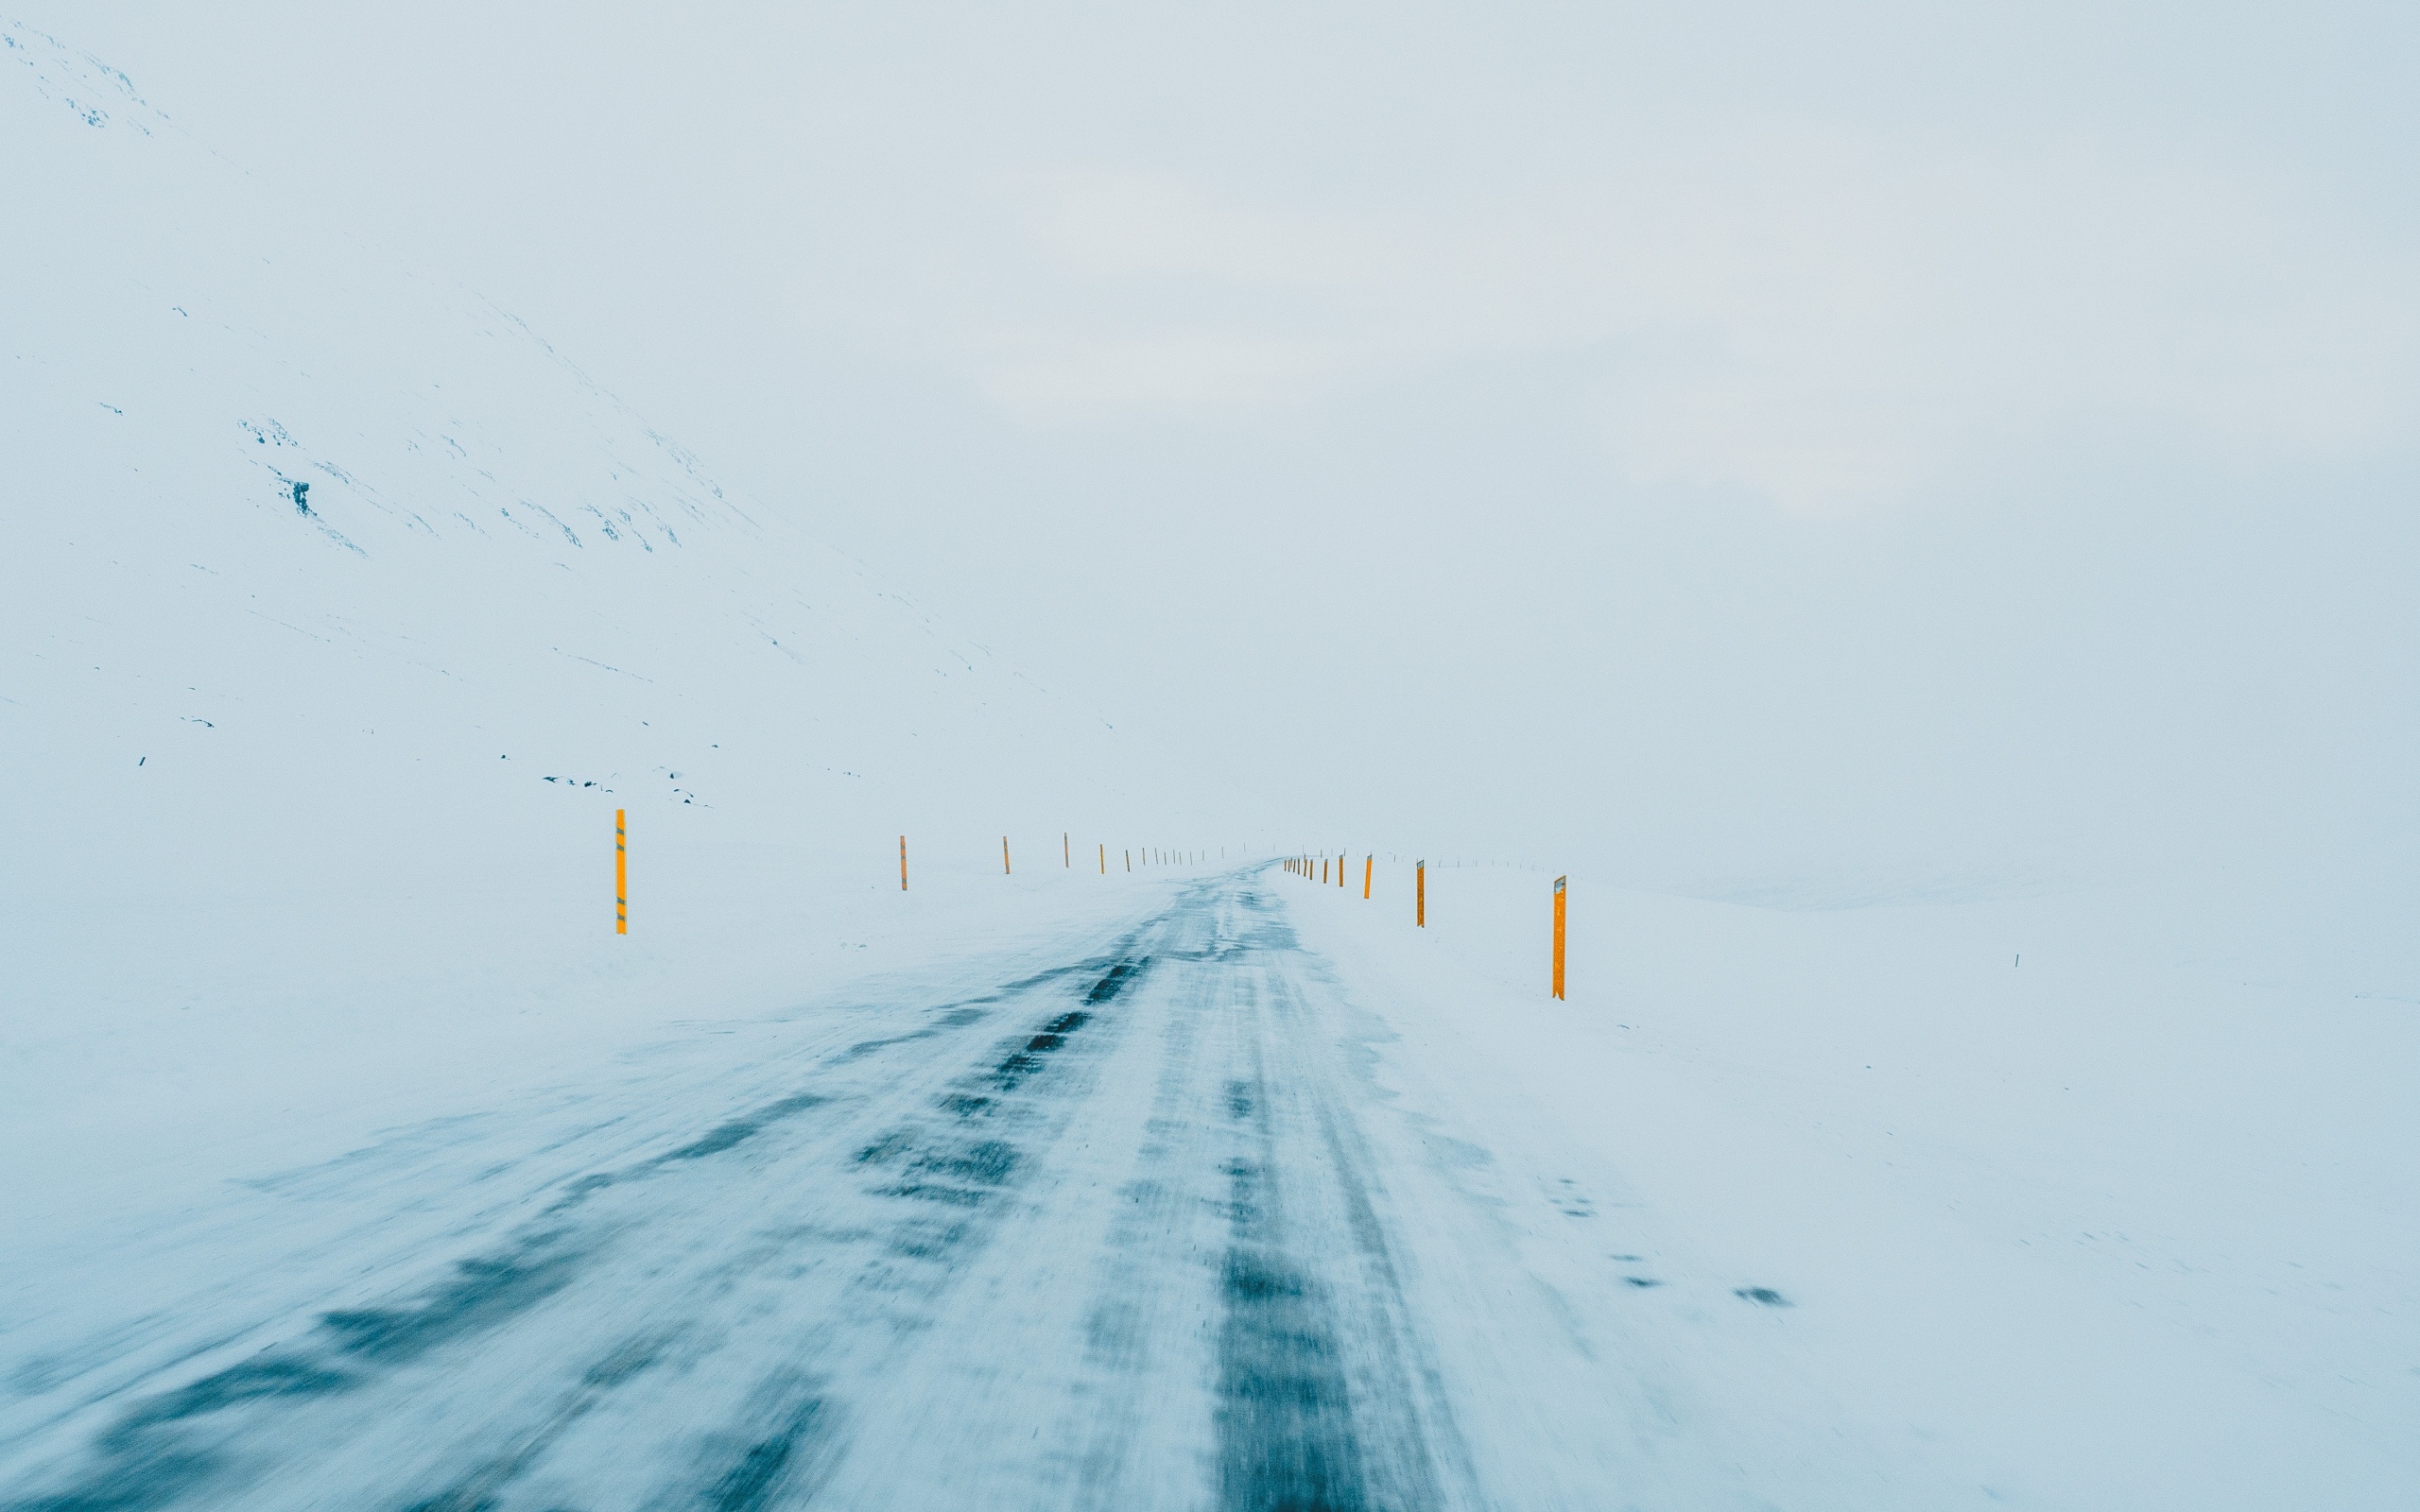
[616,814,1564,1000]
[950,833,1219,881]
[1282,849,1567,1001]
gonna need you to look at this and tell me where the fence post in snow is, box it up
[1004,836,1011,875]
[1363,855,1372,899]
[1552,875,1566,1000]
[615,809,628,935]
[1099,843,1106,874]
[1416,861,1426,928]
[1063,833,1069,868]
[900,835,908,891]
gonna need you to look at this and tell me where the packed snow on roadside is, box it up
[1281,855,2420,1507]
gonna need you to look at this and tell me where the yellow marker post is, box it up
[1338,850,1345,888]
[615,809,627,934]
[1363,854,1373,899]
[900,834,908,891]
[1416,860,1426,928]
[1003,836,1012,875]
[1552,875,1567,1000]
[1099,843,1106,874]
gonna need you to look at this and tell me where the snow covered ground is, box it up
[1296,860,2420,1507]
[7,14,2417,1509]
[8,858,2413,1508]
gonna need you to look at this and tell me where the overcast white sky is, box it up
[33,0,2420,893]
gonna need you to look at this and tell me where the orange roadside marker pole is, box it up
[1416,860,1426,927]
[614,809,628,934]
[899,834,908,891]
[1363,854,1372,899]
[1003,836,1012,874]
[1552,874,1567,1000]
[1099,843,1106,873]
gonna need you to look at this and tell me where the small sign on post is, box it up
[615,809,628,934]
[1552,875,1567,1000]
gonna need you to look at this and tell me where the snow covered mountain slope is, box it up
[0,19,1142,1194]
[1,17,1125,992]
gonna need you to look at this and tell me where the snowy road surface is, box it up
[9,867,1816,1511]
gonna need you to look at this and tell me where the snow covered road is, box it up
[4,869,1623,1511]
[15,862,2408,1511]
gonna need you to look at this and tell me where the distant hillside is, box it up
[1,17,1127,916]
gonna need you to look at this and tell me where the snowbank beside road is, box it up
[1283,859,2420,1507]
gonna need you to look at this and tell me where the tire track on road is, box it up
[2,923,1164,1512]
[7,873,1485,1511]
